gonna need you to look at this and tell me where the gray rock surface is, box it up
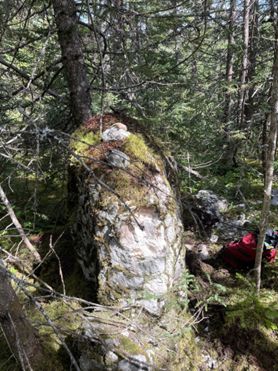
[118,355,149,371]
[194,190,228,226]
[102,126,130,142]
[105,351,118,366]
[196,243,210,261]
[70,131,185,315]
[106,149,130,169]
[213,213,250,241]
[202,353,218,369]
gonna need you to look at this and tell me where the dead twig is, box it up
[0,184,41,262]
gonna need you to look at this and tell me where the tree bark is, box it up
[261,115,270,178]
[221,0,237,169]
[238,0,251,128]
[254,5,278,293]
[0,261,46,370]
[244,0,259,128]
[224,0,236,124]
[52,0,92,129]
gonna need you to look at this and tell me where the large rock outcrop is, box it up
[69,114,185,314]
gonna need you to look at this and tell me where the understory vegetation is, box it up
[1,0,278,370]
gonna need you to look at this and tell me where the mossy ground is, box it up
[0,290,82,370]
[84,303,203,369]
[181,280,278,370]
[26,300,82,350]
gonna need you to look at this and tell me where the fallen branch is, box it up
[179,164,204,179]
[0,184,41,262]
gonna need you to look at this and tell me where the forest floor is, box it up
[176,158,278,369]
[2,160,278,370]
[184,229,278,371]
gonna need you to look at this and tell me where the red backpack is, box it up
[222,231,277,269]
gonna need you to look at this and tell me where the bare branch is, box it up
[0,56,60,98]
[0,184,41,262]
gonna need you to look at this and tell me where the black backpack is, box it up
[264,228,278,249]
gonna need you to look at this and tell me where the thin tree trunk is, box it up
[245,0,259,128]
[261,115,270,178]
[222,0,237,168]
[224,0,236,123]
[52,0,92,129]
[0,260,46,369]
[254,5,278,293]
[238,0,251,128]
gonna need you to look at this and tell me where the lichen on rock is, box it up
[69,114,185,315]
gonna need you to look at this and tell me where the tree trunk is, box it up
[222,0,237,169]
[244,0,259,128]
[0,261,46,370]
[254,5,278,293]
[238,0,251,128]
[224,0,236,124]
[52,0,92,129]
[261,115,270,179]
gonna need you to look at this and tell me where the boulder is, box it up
[186,250,214,278]
[101,126,130,142]
[69,118,185,314]
[194,190,228,227]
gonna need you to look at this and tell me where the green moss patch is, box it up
[170,329,201,371]
[70,129,101,157]
[118,335,147,356]
[27,300,82,352]
[98,134,164,207]
[124,134,156,166]
[100,169,149,207]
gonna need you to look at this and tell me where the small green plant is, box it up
[165,269,198,312]
[226,293,278,330]
[177,269,199,309]
[195,274,227,311]
[173,270,227,312]
[225,275,278,330]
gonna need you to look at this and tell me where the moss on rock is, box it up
[70,128,101,157]
[100,169,149,208]
[123,133,155,166]
[117,335,148,357]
